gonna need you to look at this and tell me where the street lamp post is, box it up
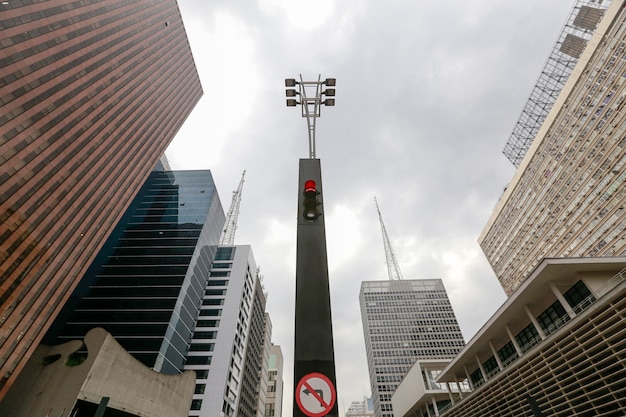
[286,75,339,417]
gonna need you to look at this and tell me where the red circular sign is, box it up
[295,372,336,417]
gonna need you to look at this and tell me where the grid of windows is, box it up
[360,280,464,417]
[480,0,626,295]
[44,171,222,375]
[0,0,203,394]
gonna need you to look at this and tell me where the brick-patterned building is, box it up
[0,0,202,397]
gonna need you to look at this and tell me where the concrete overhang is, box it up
[438,256,626,382]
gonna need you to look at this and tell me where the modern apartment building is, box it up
[0,0,202,396]
[393,257,626,417]
[480,0,626,295]
[187,245,272,417]
[359,280,465,417]
[266,344,284,417]
[44,169,225,374]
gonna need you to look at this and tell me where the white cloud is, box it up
[170,0,575,412]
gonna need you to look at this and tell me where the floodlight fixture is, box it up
[284,74,336,158]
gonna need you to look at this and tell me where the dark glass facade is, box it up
[0,0,202,395]
[44,170,225,374]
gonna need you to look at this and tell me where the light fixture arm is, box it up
[300,74,320,159]
[285,74,336,159]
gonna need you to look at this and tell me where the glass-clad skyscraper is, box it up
[359,279,465,417]
[45,170,224,374]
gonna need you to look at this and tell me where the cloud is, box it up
[169,0,575,413]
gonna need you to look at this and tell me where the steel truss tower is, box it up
[374,198,404,280]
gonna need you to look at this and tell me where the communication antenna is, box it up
[374,197,404,280]
[219,170,246,246]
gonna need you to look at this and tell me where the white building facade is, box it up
[359,280,465,417]
[186,245,271,417]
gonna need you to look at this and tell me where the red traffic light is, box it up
[303,180,320,221]
[304,180,317,193]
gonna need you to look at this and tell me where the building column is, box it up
[431,397,439,417]
[475,355,487,382]
[463,366,475,390]
[505,325,523,356]
[446,382,455,405]
[489,341,504,370]
[455,378,464,399]
[524,305,546,340]
[549,282,576,319]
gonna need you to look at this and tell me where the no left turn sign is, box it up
[295,372,336,417]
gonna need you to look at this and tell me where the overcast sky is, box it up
[166,0,574,413]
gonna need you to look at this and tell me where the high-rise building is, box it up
[187,245,272,417]
[44,169,225,374]
[0,0,202,396]
[359,279,465,417]
[266,344,284,417]
[480,0,626,296]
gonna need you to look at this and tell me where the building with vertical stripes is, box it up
[359,280,464,417]
[0,0,202,397]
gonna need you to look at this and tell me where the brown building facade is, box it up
[0,0,202,398]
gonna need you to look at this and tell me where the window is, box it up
[215,247,235,260]
[199,309,222,317]
[202,298,224,306]
[515,323,540,351]
[191,399,202,410]
[187,356,212,365]
[194,331,217,339]
[190,343,215,352]
[195,384,206,394]
[211,262,232,269]
[207,280,229,287]
[196,320,219,328]
[563,280,595,309]
[195,370,209,379]
[206,289,227,296]
[537,301,569,333]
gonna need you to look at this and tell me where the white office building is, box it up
[359,280,464,417]
[186,245,271,417]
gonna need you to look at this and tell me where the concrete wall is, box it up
[0,328,195,417]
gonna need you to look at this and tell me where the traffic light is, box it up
[302,179,321,221]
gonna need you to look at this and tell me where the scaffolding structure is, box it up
[503,0,612,167]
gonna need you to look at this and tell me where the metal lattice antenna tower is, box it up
[374,197,404,280]
[219,170,246,246]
